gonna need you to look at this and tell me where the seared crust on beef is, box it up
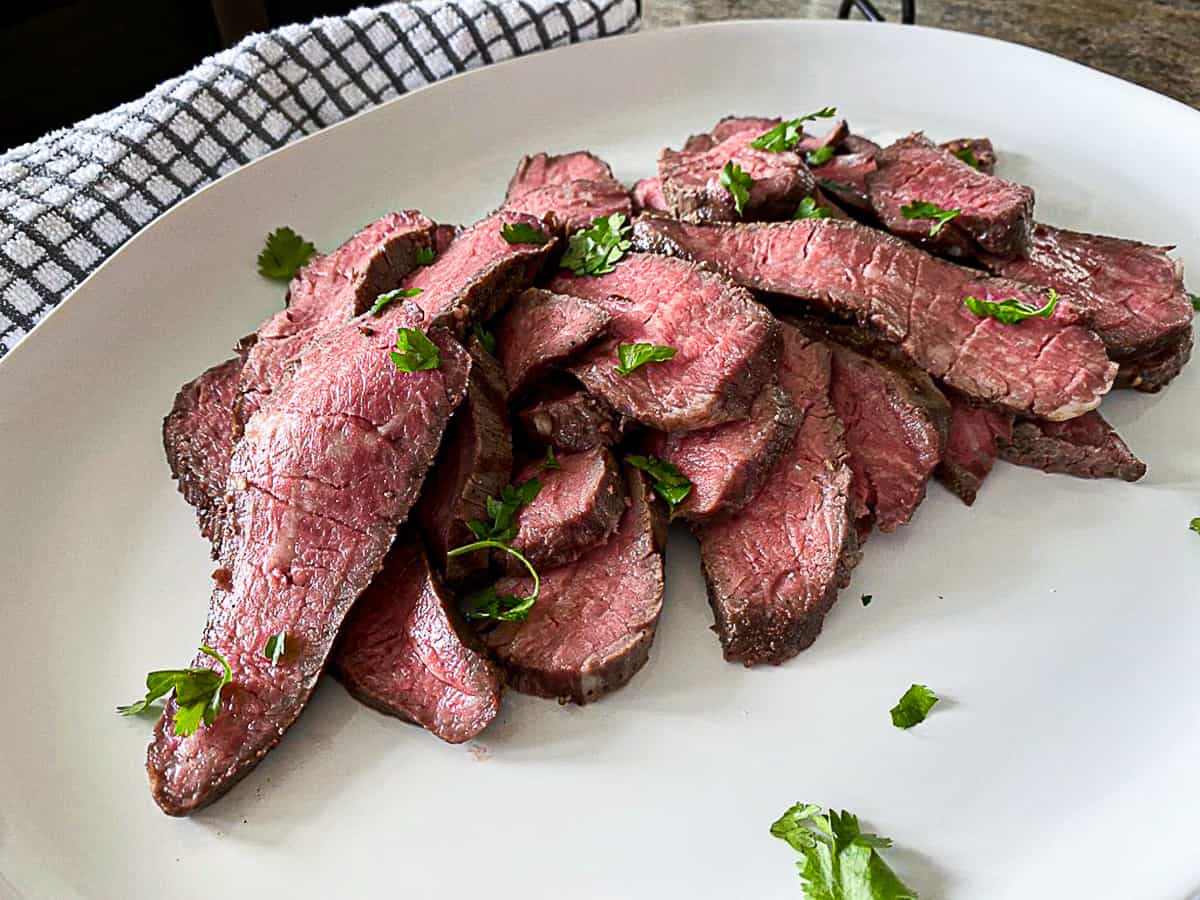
[935,391,1014,506]
[1001,411,1146,482]
[516,385,627,452]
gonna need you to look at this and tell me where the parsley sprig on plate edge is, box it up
[257,227,316,281]
[118,645,233,737]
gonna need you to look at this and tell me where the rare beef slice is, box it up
[504,151,631,234]
[935,391,1014,506]
[496,288,611,397]
[1001,410,1146,482]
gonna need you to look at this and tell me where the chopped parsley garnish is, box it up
[369,287,423,316]
[501,221,550,245]
[1189,292,1200,312]
[953,146,980,169]
[964,288,1059,325]
[117,645,233,737]
[561,213,632,276]
[416,246,436,266]
[817,177,854,193]
[626,454,692,513]
[473,321,497,354]
[540,446,561,471]
[390,327,440,372]
[263,631,286,665]
[771,804,917,900]
[749,107,837,153]
[720,161,753,216]
[805,144,835,166]
[794,196,833,220]
[452,480,544,622]
[615,342,676,377]
[467,479,542,544]
[861,594,873,607]
[899,199,961,237]
[257,227,316,281]
[1190,517,1200,534]
[890,683,939,729]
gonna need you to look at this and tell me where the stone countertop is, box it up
[642,0,1200,109]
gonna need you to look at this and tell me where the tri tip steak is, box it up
[495,288,611,397]
[1001,410,1146,482]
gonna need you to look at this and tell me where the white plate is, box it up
[2,20,1199,900]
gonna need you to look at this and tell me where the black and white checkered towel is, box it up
[0,0,638,358]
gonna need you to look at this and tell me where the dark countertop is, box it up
[642,0,1200,109]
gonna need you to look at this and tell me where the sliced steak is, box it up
[980,223,1193,369]
[659,130,815,223]
[632,216,1117,421]
[1001,411,1146,482]
[416,339,512,584]
[236,212,436,429]
[551,253,781,431]
[146,302,471,816]
[649,381,798,521]
[935,392,1014,505]
[840,134,882,155]
[810,151,877,212]
[484,464,667,703]
[496,288,611,396]
[683,115,781,152]
[696,324,857,666]
[940,137,996,174]
[331,537,502,743]
[1116,328,1194,392]
[507,446,625,571]
[866,132,1034,258]
[797,118,850,154]
[517,383,627,452]
[504,180,633,235]
[505,151,618,200]
[631,177,669,214]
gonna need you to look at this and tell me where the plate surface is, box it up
[2,20,1199,900]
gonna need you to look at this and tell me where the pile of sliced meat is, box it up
[151,112,1191,815]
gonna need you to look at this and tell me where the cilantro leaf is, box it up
[1189,292,1200,312]
[771,803,918,900]
[257,227,317,281]
[263,631,286,665]
[1190,517,1200,534]
[963,288,1059,325]
[501,221,550,245]
[473,321,497,355]
[561,214,632,276]
[416,246,436,266]
[390,327,440,372]
[900,199,961,237]
[614,342,676,377]
[720,162,753,216]
[466,479,542,543]
[890,683,939,729]
[861,594,873,607]
[118,645,233,737]
[540,446,561,471]
[626,454,692,513]
[749,108,837,153]
[806,144,835,166]
[369,287,423,316]
[794,197,833,220]
[953,146,980,169]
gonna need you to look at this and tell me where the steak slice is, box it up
[495,288,611,396]
[659,130,815,223]
[146,302,471,816]
[935,391,1014,506]
[517,383,627,452]
[330,537,502,743]
[697,324,857,666]
[940,137,996,174]
[484,464,667,703]
[507,446,625,571]
[649,381,799,521]
[632,216,1117,421]
[416,339,512,584]
[504,180,633,235]
[551,253,781,431]
[810,151,878,213]
[505,151,617,200]
[682,115,781,153]
[632,177,669,214]
[1116,328,1194,392]
[237,211,436,429]
[980,223,1193,368]
[1001,411,1146,482]
[867,133,1034,258]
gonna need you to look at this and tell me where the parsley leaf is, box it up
[453,481,544,621]
[369,287,423,316]
[614,342,676,377]
[540,446,561,471]
[1190,517,1200,534]
[460,582,538,622]
[749,107,837,153]
[466,479,542,544]
[771,804,917,900]
[416,246,436,266]
[501,221,550,245]
[257,227,317,281]
[890,683,939,729]
[953,146,980,169]
[1189,292,1200,312]
[626,454,692,513]
[900,199,961,237]
[861,594,873,607]
[964,288,1059,325]
[805,144,835,166]
[794,196,833,220]
[117,645,233,737]
[720,162,754,216]
[390,327,440,372]
[560,214,632,276]
[263,631,286,665]
[473,321,497,354]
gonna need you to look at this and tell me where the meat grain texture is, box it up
[496,288,611,396]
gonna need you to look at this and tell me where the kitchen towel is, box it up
[0,0,638,357]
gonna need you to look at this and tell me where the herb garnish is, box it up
[263,631,286,665]
[890,683,939,729]
[794,197,833,220]
[118,645,233,737]
[1189,292,1200,312]
[540,446,561,471]
[626,454,692,513]
[615,342,676,377]
[466,478,542,543]
[473,321,497,354]
[805,144,835,166]
[770,804,917,900]
[720,162,753,216]
[964,288,1059,325]
[390,327,440,372]
[501,221,550,245]
[900,199,961,237]
[369,287,423,316]
[749,108,837,153]
[861,594,873,607]
[1190,517,1200,534]
[257,227,316,281]
[561,213,632,276]
[416,246,436,266]
[953,146,980,169]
